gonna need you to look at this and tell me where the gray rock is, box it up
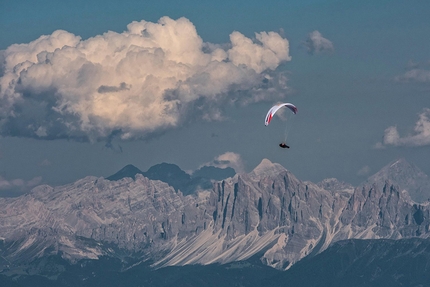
[367,158,430,203]
[1,158,430,272]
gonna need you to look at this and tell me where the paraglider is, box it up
[264,103,297,148]
[264,103,297,126]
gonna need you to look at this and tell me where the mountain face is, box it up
[367,158,430,203]
[1,158,429,274]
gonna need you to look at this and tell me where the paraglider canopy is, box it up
[264,103,298,148]
[264,103,297,126]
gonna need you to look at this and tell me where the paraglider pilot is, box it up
[279,143,290,149]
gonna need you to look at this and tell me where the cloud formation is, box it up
[0,175,42,191]
[202,152,245,173]
[395,61,430,83]
[303,31,334,54]
[395,69,430,83]
[357,165,371,176]
[0,17,291,142]
[376,108,430,148]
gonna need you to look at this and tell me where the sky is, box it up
[1,0,430,195]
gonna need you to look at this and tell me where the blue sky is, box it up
[1,0,429,194]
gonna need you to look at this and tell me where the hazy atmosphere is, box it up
[1,0,429,193]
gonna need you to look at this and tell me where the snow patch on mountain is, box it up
[155,227,281,267]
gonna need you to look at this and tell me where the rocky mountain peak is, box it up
[250,158,286,177]
[2,157,430,274]
[367,158,430,203]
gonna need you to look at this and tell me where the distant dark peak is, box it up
[144,162,192,194]
[145,162,189,178]
[106,164,144,181]
[106,162,223,195]
[192,166,236,181]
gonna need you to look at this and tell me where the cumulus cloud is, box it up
[0,17,291,142]
[303,31,334,54]
[202,152,245,173]
[376,108,430,148]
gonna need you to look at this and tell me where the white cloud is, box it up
[376,108,430,148]
[303,30,334,55]
[39,159,52,166]
[228,31,291,73]
[0,177,12,190]
[0,17,291,142]
[0,176,42,190]
[357,165,371,176]
[395,68,430,83]
[26,176,43,187]
[395,60,430,83]
[202,152,245,173]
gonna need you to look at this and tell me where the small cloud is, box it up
[303,30,334,55]
[26,176,42,187]
[11,178,25,187]
[376,108,430,148]
[357,165,371,176]
[0,177,12,190]
[373,142,385,150]
[406,60,420,70]
[35,126,48,137]
[395,60,430,83]
[395,69,430,83]
[39,159,52,166]
[202,152,245,173]
[0,175,42,191]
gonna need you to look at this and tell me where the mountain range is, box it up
[105,162,236,195]
[1,157,430,285]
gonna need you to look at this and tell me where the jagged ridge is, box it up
[0,158,429,272]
